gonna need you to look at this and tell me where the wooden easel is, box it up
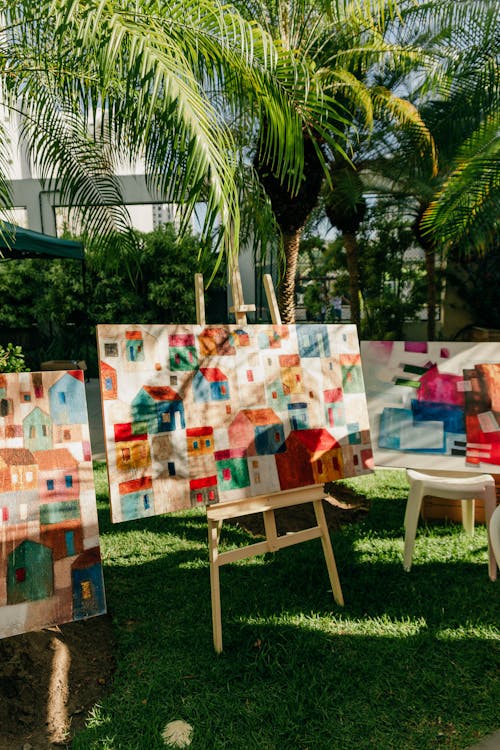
[195,268,344,653]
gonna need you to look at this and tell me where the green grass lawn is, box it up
[73,465,500,750]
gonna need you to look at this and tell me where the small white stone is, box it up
[162,719,193,748]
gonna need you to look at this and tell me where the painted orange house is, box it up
[275,429,344,489]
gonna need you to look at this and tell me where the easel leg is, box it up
[208,517,223,653]
[313,499,344,606]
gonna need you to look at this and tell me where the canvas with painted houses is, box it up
[97,324,374,522]
[0,370,106,639]
[360,340,500,471]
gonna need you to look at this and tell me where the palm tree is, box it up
[369,0,499,338]
[230,0,449,323]
[0,0,311,260]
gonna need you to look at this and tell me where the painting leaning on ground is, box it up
[361,340,500,472]
[97,323,374,523]
[0,370,106,639]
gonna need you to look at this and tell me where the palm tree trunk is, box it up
[278,229,302,323]
[344,231,361,331]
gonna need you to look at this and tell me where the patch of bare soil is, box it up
[0,614,115,750]
[226,482,370,537]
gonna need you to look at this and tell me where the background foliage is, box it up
[0,225,227,376]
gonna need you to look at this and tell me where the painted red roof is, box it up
[114,423,148,442]
[0,448,36,466]
[290,429,338,454]
[199,368,227,382]
[143,385,181,401]
[33,448,78,470]
[119,476,153,495]
[190,475,217,490]
[239,408,280,425]
[186,426,213,437]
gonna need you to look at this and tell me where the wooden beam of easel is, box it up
[195,263,344,653]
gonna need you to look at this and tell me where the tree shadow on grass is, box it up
[73,540,500,750]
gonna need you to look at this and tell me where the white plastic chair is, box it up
[404,469,498,581]
[489,504,500,573]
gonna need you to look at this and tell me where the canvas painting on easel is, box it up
[98,323,374,523]
[0,370,106,639]
[360,340,500,471]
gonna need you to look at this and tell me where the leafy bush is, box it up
[0,343,28,372]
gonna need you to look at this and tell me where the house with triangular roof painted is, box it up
[275,428,344,489]
[228,408,285,456]
[131,385,185,433]
[193,368,230,402]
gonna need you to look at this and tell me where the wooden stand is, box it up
[195,268,344,652]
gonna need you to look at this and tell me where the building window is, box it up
[196,492,203,503]
[193,440,199,450]
[81,581,92,600]
[143,494,150,510]
[105,377,113,391]
[170,375,178,385]
[26,471,33,482]
[205,439,211,448]
[22,393,31,402]
[317,459,323,474]
[15,567,26,583]
[47,479,55,491]
[274,432,281,442]
[121,447,131,461]
[0,399,9,416]
[1,507,8,522]
[104,343,118,357]
[168,462,176,476]
[42,425,48,436]
[65,475,73,488]
[222,468,231,481]
[226,404,231,414]
[247,370,254,382]
[254,472,261,483]
[58,392,66,405]
[208,490,215,501]
[63,429,71,440]
[220,385,227,395]
[29,426,36,438]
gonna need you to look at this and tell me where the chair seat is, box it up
[404,469,498,581]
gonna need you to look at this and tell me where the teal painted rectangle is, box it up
[40,500,80,525]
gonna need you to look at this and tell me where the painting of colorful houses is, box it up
[97,324,374,522]
[360,340,500,471]
[0,370,106,639]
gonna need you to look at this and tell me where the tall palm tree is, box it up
[0,0,311,260]
[370,0,499,338]
[231,0,447,323]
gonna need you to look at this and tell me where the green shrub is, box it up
[0,342,28,372]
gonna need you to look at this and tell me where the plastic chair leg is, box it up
[460,499,475,535]
[403,483,424,572]
[489,504,500,580]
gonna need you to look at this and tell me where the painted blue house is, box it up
[71,547,106,619]
[131,385,185,433]
[48,372,87,425]
[288,402,309,430]
[297,325,331,358]
[23,407,53,452]
[192,368,230,402]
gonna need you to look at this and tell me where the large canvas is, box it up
[0,370,106,639]
[361,340,500,471]
[97,324,373,522]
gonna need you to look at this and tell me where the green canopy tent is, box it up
[0,223,88,370]
[0,222,84,260]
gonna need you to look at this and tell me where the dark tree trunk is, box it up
[343,231,361,330]
[413,204,436,340]
[254,132,325,323]
[278,229,302,323]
